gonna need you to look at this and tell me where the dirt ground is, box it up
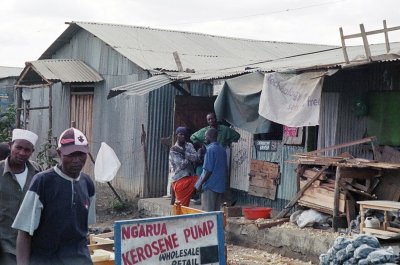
[92,183,313,265]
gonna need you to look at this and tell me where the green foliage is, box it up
[0,105,16,142]
[36,129,59,169]
[110,198,130,212]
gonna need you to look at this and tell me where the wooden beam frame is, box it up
[339,20,400,64]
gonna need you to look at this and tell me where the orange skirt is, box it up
[172,176,199,207]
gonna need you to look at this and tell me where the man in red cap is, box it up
[13,128,95,265]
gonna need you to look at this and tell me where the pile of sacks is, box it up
[319,235,399,264]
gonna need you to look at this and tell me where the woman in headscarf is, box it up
[169,127,200,206]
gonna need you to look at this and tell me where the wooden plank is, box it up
[275,165,330,218]
[333,166,342,231]
[363,227,399,237]
[90,236,114,245]
[298,194,345,212]
[95,232,114,239]
[296,165,306,192]
[343,25,400,39]
[248,185,277,200]
[357,200,400,210]
[297,201,333,215]
[301,184,345,199]
[256,218,289,229]
[173,51,190,94]
[346,199,356,227]
[360,24,372,60]
[249,176,275,187]
[339,27,350,64]
[387,227,400,233]
[302,137,375,156]
[302,169,328,180]
[88,243,114,252]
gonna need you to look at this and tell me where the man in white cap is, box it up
[13,127,95,265]
[0,129,41,265]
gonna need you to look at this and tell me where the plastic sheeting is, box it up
[259,70,337,127]
[214,72,272,134]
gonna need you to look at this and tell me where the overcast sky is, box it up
[1,0,399,67]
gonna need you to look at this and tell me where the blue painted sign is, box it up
[115,211,225,265]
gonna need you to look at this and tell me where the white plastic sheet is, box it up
[94,142,121,183]
[259,70,337,127]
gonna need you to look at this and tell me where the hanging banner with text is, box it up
[115,212,226,265]
[258,70,337,127]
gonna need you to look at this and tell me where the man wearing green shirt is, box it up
[190,112,240,148]
[190,113,240,204]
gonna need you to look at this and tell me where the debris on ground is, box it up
[227,244,313,265]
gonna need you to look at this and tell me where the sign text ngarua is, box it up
[115,212,226,265]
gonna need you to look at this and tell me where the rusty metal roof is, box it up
[40,21,338,72]
[27,59,103,83]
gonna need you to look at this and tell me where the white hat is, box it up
[12,129,38,146]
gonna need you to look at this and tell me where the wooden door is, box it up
[70,89,94,175]
[174,95,216,146]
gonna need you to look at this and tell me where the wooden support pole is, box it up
[360,24,372,61]
[275,165,330,219]
[339,27,350,64]
[383,20,391,53]
[173,51,190,95]
[48,85,53,131]
[303,136,376,156]
[333,166,342,232]
[296,164,306,192]
[15,87,22,128]
[360,204,365,234]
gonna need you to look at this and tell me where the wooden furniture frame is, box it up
[358,200,400,239]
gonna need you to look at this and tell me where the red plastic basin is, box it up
[243,207,272,220]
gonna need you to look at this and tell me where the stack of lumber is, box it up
[298,167,346,214]
[89,232,114,265]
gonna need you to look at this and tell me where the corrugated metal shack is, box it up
[0,66,23,110]
[210,41,400,213]
[14,21,337,198]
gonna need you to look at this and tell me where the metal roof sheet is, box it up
[28,59,103,83]
[0,66,23,79]
[174,42,400,80]
[40,22,338,72]
[107,74,173,99]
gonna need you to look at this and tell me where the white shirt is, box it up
[14,166,28,189]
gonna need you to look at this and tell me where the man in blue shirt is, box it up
[195,128,227,212]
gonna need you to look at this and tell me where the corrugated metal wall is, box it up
[230,135,305,209]
[321,62,400,159]
[318,92,339,156]
[28,82,70,156]
[27,28,152,197]
[0,78,16,110]
[232,62,400,210]
[146,85,175,197]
